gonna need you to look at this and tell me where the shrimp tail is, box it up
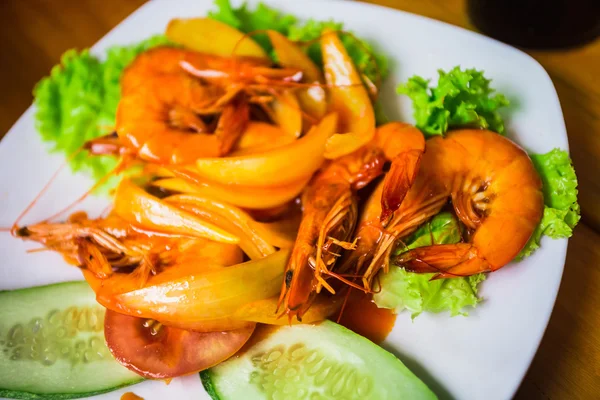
[380,149,423,224]
[394,243,491,278]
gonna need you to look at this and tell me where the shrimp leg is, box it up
[279,145,385,321]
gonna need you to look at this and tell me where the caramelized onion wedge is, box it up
[231,122,295,155]
[268,30,327,119]
[114,179,238,244]
[104,310,254,379]
[97,250,291,322]
[269,91,303,139]
[194,113,337,186]
[251,216,300,249]
[151,175,309,210]
[321,29,375,159]
[165,194,275,259]
[233,294,343,325]
[166,18,268,59]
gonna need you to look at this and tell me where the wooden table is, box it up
[0,0,598,398]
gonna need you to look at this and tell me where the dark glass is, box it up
[467,0,600,49]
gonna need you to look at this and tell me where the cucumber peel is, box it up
[0,281,142,399]
[201,321,436,399]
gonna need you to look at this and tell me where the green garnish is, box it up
[397,66,509,137]
[33,35,171,186]
[373,212,485,317]
[208,0,388,85]
[518,148,580,258]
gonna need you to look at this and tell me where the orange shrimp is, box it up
[116,83,249,164]
[342,169,448,289]
[180,51,303,87]
[120,47,295,95]
[353,129,543,287]
[278,122,425,320]
[91,47,303,165]
[331,123,428,289]
[372,122,426,222]
[277,145,384,321]
[16,212,243,283]
[393,129,543,278]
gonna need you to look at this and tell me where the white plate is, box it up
[0,1,569,399]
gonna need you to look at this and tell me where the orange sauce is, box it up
[120,392,144,400]
[334,289,396,344]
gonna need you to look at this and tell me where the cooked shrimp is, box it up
[278,145,385,321]
[328,123,427,289]
[372,122,426,222]
[351,129,543,287]
[180,51,303,88]
[94,47,304,165]
[16,212,243,283]
[120,47,294,95]
[278,122,425,320]
[117,76,250,164]
[393,129,543,278]
[342,169,448,289]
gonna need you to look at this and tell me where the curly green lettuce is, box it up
[33,35,170,185]
[397,67,509,137]
[33,50,114,180]
[373,212,485,318]
[518,148,580,258]
[208,0,388,84]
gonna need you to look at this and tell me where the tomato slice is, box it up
[160,317,254,333]
[104,310,255,379]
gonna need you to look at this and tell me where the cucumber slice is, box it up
[201,321,436,400]
[0,281,142,399]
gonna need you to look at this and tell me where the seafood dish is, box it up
[0,1,579,399]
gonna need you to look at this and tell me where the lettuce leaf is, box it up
[33,49,115,180]
[373,212,485,317]
[208,0,388,84]
[517,148,580,258]
[396,67,579,261]
[397,67,509,137]
[33,35,170,185]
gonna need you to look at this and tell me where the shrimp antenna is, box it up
[43,158,129,223]
[402,258,465,280]
[8,148,83,235]
[321,269,370,293]
[335,286,353,324]
[231,29,272,58]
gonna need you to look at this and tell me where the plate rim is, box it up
[0,1,569,399]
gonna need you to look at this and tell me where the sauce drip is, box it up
[121,392,144,400]
[335,289,396,344]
